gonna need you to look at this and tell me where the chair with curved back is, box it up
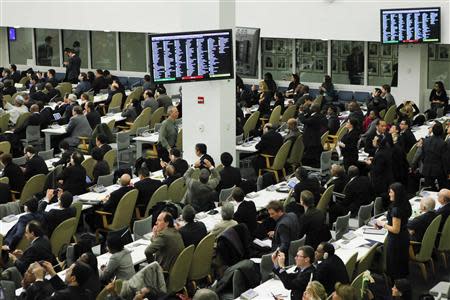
[259,140,292,182]
[0,141,11,155]
[18,77,28,85]
[219,185,235,204]
[108,93,123,114]
[96,279,123,300]
[406,143,418,167]
[149,107,165,130]
[327,124,348,150]
[355,243,379,277]
[188,234,215,288]
[81,157,96,181]
[133,215,152,240]
[166,245,195,295]
[409,215,442,280]
[95,189,138,241]
[38,149,54,160]
[106,119,115,132]
[0,113,10,133]
[0,177,9,185]
[281,105,297,123]
[288,236,306,266]
[349,201,374,229]
[437,216,450,269]
[57,82,73,96]
[97,173,114,187]
[167,177,186,203]
[243,111,260,139]
[118,107,152,135]
[103,149,117,171]
[2,95,12,105]
[317,184,334,214]
[332,211,350,241]
[12,155,26,166]
[50,217,78,258]
[350,272,365,300]
[142,185,168,219]
[15,112,31,130]
[383,105,397,125]
[321,130,330,150]
[71,201,82,240]
[345,252,358,282]
[268,105,282,127]
[287,134,304,169]
[12,174,47,206]
[175,128,183,152]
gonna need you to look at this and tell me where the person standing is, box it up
[339,118,360,170]
[64,49,81,84]
[376,182,412,280]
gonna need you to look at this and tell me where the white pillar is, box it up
[181,0,236,165]
[396,44,428,111]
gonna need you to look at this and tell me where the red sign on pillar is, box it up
[197,96,204,104]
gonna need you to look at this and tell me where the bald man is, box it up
[101,174,134,216]
[436,189,450,231]
[407,197,436,242]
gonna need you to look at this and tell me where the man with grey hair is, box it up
[5,95,29,124]
[157,105,179,161]
[211,202,237,238]
[436,188,450,231]
[193,289,219,300]
[62,105,92,147]
[407,197,436,242]
[177,204,207,247]
[183,159,220,212]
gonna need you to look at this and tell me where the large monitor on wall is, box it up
[236,27,260,77]
[149,29,234,84]
[381,7,441,44]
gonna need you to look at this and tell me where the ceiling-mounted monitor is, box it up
[381,7,441,44]
[149,29,234,84]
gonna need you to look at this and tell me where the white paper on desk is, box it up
[339,236,370,249]
[79,192,104,201]
[253,238,272,248]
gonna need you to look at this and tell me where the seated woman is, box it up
[428,81,448,118]
[121,98,142,122]
[99,234,135,284]
[396,100,419,124]
[92,147,110,184]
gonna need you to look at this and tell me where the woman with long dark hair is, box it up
[376,182,412,280]
[339,118,360,170]
[429,81,448,118]
[263,72,277,98]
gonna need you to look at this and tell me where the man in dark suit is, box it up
[298,191,330,250]
[298,104,325,167]
[398,120,417,153]
[272,245,315,300]
[267,200,299,254]
[100,174,134,216]
[4,197,43,250]
[326,164,348,194]
[44,83,61,102]
[22,145,49,180]
[436,189,450,231]
[330,165,373,224]
[64,49,81,84]
[10,221,57,274]
[38,190,76,236]
[13,104,41,139]
[178,205,207,247]
[134,167,163,215]
[364,119,392,157]
[293,167,323,205]
[18,262,55,300]
[407,197,436,242]
[232,187,257,235]
[74,73,91,97]
[10,64,21,83]
[314,242,349,294]
[217,152,242,191]
[169,148,189,176]
[63,105,93,148]
[95,134,113,157]
[91,69,109,95]
[0,153,26,192]
[194,143,215,169]
[46,69,59,87]
[84,101,101,130]
[37,260,94,300]
[253,123,283,173]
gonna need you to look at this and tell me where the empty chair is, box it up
[303,150,332,176]
[116,131,133,168]
[50,217,78,258]
[317,185,334,214]
[81,157,96,181]
[345,252,358,282]
[149,107,165,130]
[108,93,123,113]
[0,113,10,133]
[21,125,42,148]
[286,134,304,169]
[166,245,195,295]
[103,149,117,171]
[355,243,379,277]
[188,233,215,287]
[268,105,282,127]
[437,216,450,269]
[349,201,374,229]
[38,149,54,161]
[260,254,274,283]
[281,105,297,123]
[12,155,26,166]
[12,174,47,206]
[97,173,114,187]
[133,215,152,240]
[167,177,186,203]
[259,140,292,182]
[332,212,350,241]
[243,111,260,139]
[373,197,384,216]
[288,237,306,266]
[142,185,168,219]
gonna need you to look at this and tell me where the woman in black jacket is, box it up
[339,118,360,170]
[367,135,393,204]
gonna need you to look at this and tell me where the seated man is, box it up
[84,101,101,130]
[232,187,257,236]
[22,145,49,180]
[94,134,113,157]
[38,189,76,236]
[4,95,29,125]
[178,205,207,247]
[407,197,436,243]
[298,191,330,250]
[267,200,299,254]
[99,174,133,217]
[1,153,26,192]
[18,262,55,300]
[4,197,43,250]
[325,164,347,194]
[9,221,57,274]
[252,123,283,174]
[211,202,238,238]
[436,189,450,231]
[62,105,93,148]
[13,103,41,139]
[216,152,242,192]
[193,143,215,169]
[292,167,323,205]
[183,159,220,212]
[134,167,163,215]
[272,245,315,300]
[145,211,185,271]
[56,151,87,196]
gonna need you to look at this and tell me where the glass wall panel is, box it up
[295,39,328,83]
[35,28,61,67]
[119,32,146,72]
[331,40,364,85]
[261,38,293,81]
[8,27,33,65]
[91,31,117,70]
[62,30,89,68]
